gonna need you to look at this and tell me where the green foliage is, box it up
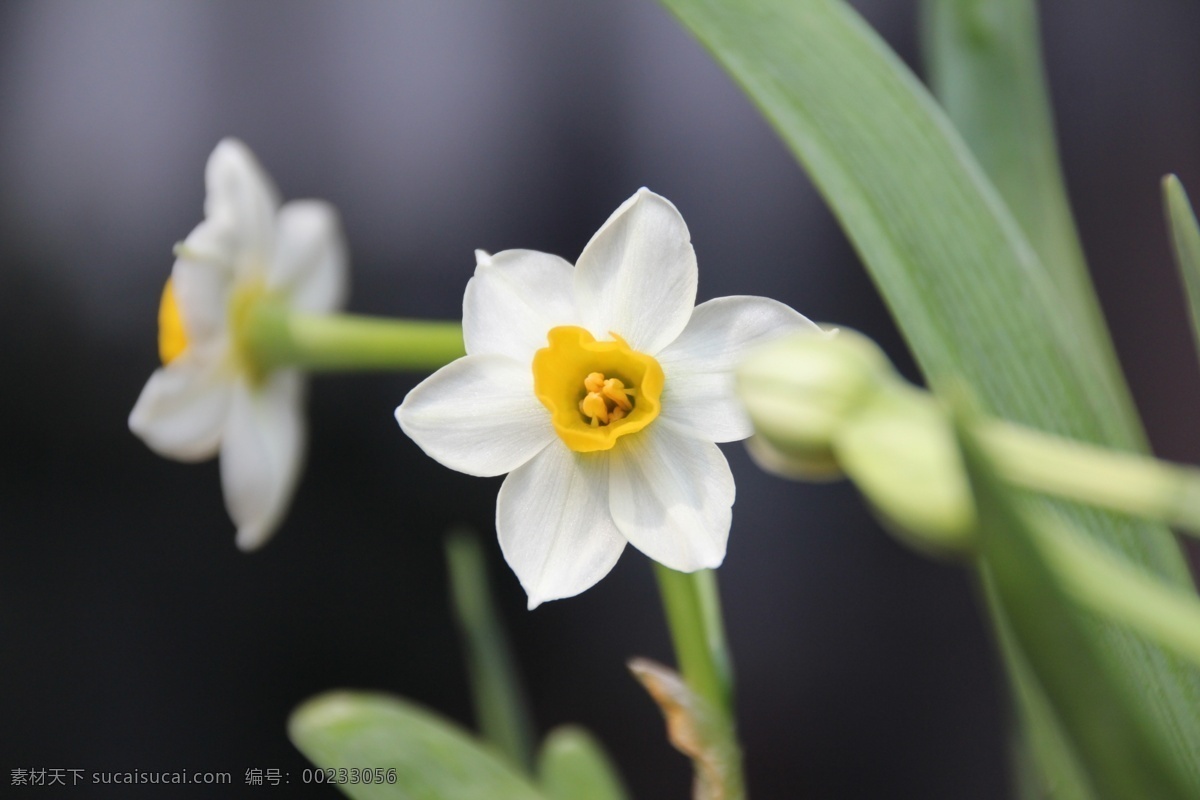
[446,530,535,771]
[538,726,630,800]
[289,692,547,800]
[920,0,1114,374]
[957,413,1194,799]
[1164,175,1200,367]
[658,0,1200,790]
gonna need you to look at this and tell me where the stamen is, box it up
[580,392,610,426]
[578,372,637,427]
[602,378,633,411]
[584,372,606,393]
[531,325,664,452]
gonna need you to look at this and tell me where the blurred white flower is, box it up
[397,188,818,607]
[129,139,348,550]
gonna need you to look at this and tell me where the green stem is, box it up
[653,564,744,797]
[653,564,734,720]
[445,531,536,772]
[981,420,1200,534]
[1033,514,1200,671]
[692,568,734,703]
[247,303,464,372]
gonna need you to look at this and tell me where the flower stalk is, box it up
[1030,510,1200,670]
[245,301,465,373]
[654,565,745,799]
[653,565,734,719]
[981,419,1200,535]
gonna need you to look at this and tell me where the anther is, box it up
[580,392,610,426]
[602,378,633,411]
[584,372,606,393]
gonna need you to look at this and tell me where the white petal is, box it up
[574,189,697,354]
[204,138,280,276]
[128,358,231,462]
[658,295,821,371]
[609,423,734,572]
[396,355,555,477]
[219,372,306,551]
[496,442,627,609]
[175,212,235,266]
[171,246,233,345]
[660,371,753,443]
[657,296,822,443]
[265,200,349,313]
[462,249,578,362]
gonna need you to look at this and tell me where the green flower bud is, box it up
[737,327,975,556]
[736,327,891,478]
[835,386,976,555]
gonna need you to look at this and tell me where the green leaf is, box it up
[922,10,1187,792]
[919,0,1119,391]
[957,415,1194,799]
[985,584,1096,800]
[1163,175,1200,367]
[658,0,1200,786]
[657,0,1144,454]
[289,692,548,800]
[538,726,630,800]
[446,530,535,771]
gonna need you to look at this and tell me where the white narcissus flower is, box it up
[129,139,348,551]
[397,188,819,608]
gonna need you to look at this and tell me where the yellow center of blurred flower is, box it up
[532,326,663,452]
[157,279,188,365]
[229,279,270,383]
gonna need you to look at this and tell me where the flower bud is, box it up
[835,386,976,555]
[736,327,891,478]
[737,327,975,555]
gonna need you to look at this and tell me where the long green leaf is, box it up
[919,0,1121,394]
[920,5,1149,793]
[446,530,535,771]
[289,692,547,800]
[958,420,1194,799]
[1163,175,1200,366]
[657,0,1200,784]
[983,577,1095,800]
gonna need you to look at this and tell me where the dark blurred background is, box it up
[2,1,1198,797]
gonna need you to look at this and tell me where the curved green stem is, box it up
[246,302,464,373]
[981,419,1200,535]
[1035,516,1200,671]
